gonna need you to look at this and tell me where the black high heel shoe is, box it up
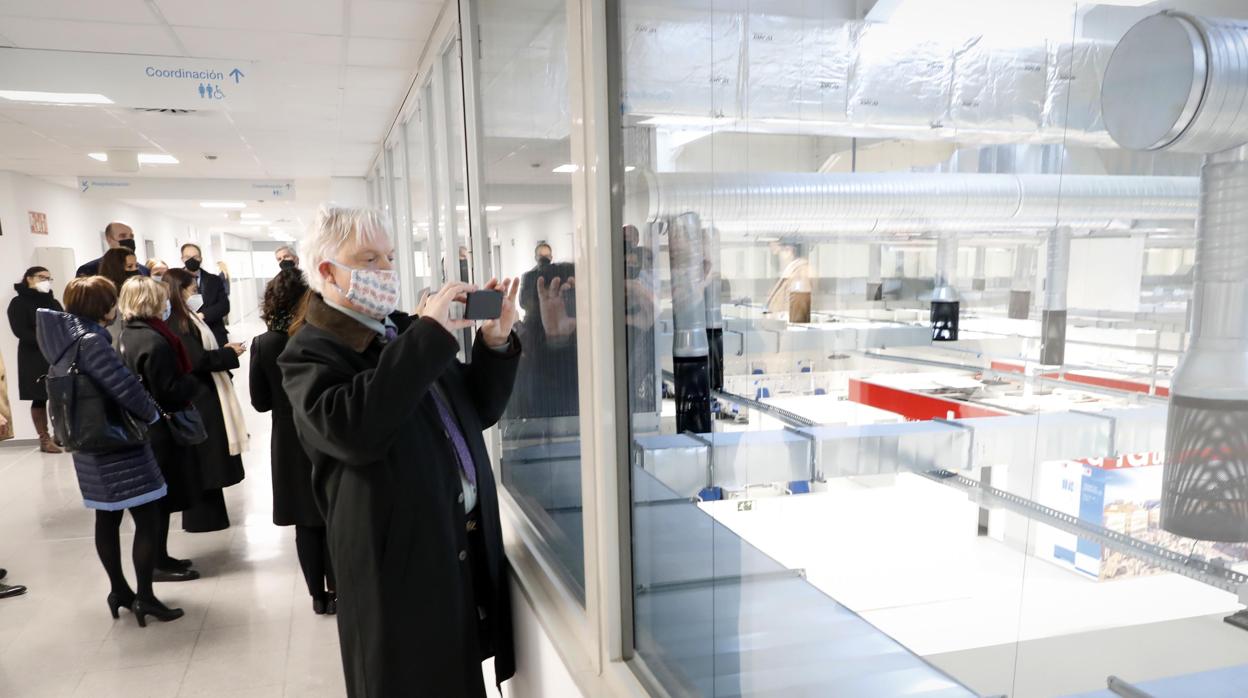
[132,598,184,627]
[312,592,328,615]
[107,591,135,619]
[158,557,194,571]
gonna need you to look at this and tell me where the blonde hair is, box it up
[300,204,392,294]
[118,276,167,321]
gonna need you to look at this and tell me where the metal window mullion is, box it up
[421,90,445,290]
[457,0,492,287]
[394,127,418,313]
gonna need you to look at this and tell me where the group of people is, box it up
[2,208,524,697]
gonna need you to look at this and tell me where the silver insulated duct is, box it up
[633,170,1199,234]
[703,225,725,391]
[1040,227,1071,366]
[1104,12,1248,541]
[931,231,959,341]
[1009,244,1036,319]
[667,212,712,434]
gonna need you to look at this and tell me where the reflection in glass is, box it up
[477,0,585,597]
[614,0,1244,696]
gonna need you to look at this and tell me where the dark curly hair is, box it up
[262,268,309,333]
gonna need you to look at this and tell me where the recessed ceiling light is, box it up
[552,164,577,173]
[240,213,262,219]
[485,205,502,212]
[0,90,113,104]
[625,166,636,172]
[200,201,246,209]
[455,205,468,211]
[241,220,272,226]
[87,152,178,164]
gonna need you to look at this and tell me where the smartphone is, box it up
[463,289,503,320]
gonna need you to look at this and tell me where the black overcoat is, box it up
[279,294,518,698]
[250,329,321,527]
[7,286,62,400]
[174,320,244,490]
[117,320,206,512]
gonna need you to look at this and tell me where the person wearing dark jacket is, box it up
[162,269,247,533]
[180,243,230,346]
[117,276,206,583]
[36,276,182,626]
[76,222,151,278]
[251,270,335,614]
[7,266,64,452]
[279,205,521,698]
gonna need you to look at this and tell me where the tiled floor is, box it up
[0,320,346,697]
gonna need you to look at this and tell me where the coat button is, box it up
[457,493,464,504]
[458,550,467,562]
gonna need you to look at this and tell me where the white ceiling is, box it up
[0,0,442,234]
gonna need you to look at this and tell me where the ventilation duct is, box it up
[667,212,712,434]
[931,231,959,341]
[1009,244,1036,319]
[1103,12,1248,541]
[703,225,724,391]
[633,171,1199,234]
[972,246,987,291]
[1039,227,1071,366]
[867,243,883,301]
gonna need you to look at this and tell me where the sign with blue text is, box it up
[77,177,295,201]
[0,49,259,111]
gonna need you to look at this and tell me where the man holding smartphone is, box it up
[279,205,521,698]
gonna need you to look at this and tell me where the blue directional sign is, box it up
[229,68,244,84]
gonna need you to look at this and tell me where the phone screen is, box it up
[463,290,503,320]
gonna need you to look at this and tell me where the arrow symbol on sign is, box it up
[229,68,244,84]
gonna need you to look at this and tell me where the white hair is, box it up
[274,245,297,258]
[300,204,392,294]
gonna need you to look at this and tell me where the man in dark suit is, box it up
[76,222,151,278]
[180,243,230,346]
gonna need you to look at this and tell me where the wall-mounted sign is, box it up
[0,48,258,111]
[77,177,295,201]
[28,211,47,235]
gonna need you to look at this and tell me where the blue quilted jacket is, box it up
[37,309,166,511]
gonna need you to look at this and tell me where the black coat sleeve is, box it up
[142,342,202,409]
[250,335,272,413]
[199,274,231,326]
[464,330,522,429]
[280,317,461,466]
[7,299,34,343]
[181,324,240,374]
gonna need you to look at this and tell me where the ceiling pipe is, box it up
[702,225,725,392]
[1039,227,1072,366]
[1009,244,1036,319]
[1103,11,1248,541]
[931,231,960,341]
[667,212,712,435]
[632,171,1199,234]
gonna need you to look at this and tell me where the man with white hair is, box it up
[279,205,520,697]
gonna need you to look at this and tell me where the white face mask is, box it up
[34,280,52,294]
[329,260,399,321]
[161,299,172,322]
[186,294,205,313]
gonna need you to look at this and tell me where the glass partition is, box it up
[474,0,584,597]
[610,0,1248,696]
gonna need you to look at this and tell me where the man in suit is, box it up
[275,245,300,271]
[76,222,151,278]
[181,243,230,346]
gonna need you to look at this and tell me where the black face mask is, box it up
[279,259,297,271]
[125,270,140,278]
[537,256,552,266]
[184,258,202,273]
[117,239,136,252]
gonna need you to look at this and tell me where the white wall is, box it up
[0,171,203,439]
[487,577,585,698]
[1067,237,1145,313]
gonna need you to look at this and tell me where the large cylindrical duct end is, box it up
[703,225,724,391]
[931,232,960,342]
[1040,228,1071,366]
[1105,12,1248,540]
[972,246,987,291]
[1161,149,1248,541]
[668,212,712,434]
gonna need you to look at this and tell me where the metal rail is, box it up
[921,469,1248,596]
[661,369,817,428]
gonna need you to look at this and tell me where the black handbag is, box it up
[45,340,148,453]
[163,407,208,446]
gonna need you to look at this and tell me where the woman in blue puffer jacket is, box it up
[36,276,183,627]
